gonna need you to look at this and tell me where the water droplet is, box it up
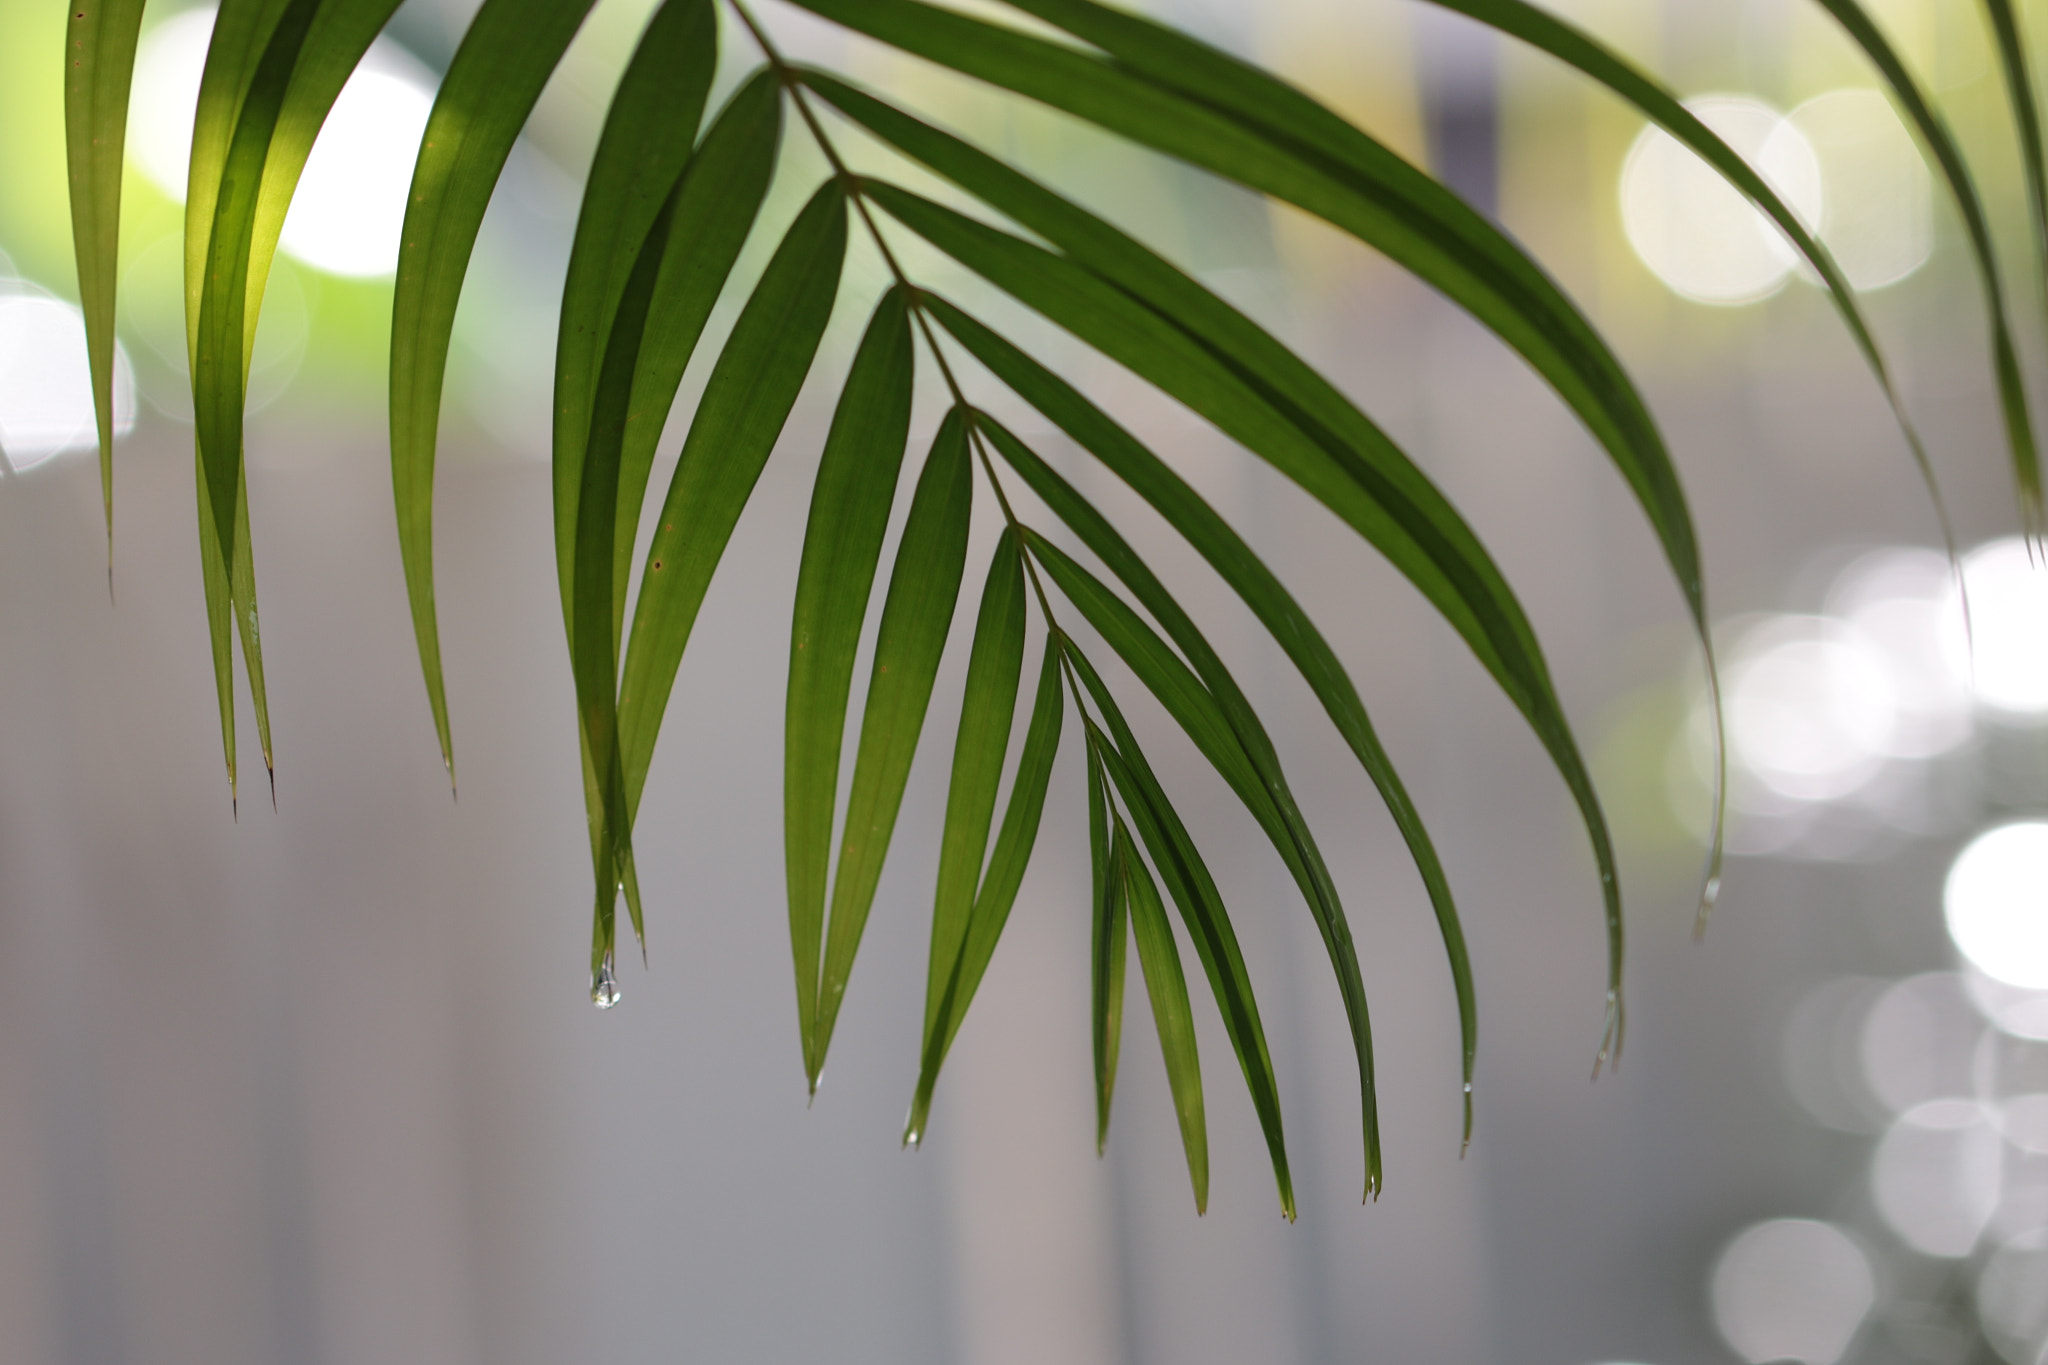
[1702,875,1722,908]
[591,953,621,1010]
[1463,1082,1473,1095]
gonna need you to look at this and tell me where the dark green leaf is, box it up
[787,287,916,1059]
[1086,737,1126,1153]
[1981,1,2048,375]
[1065,644,1293,1218]
[792,0,1698,615]
[573,69,784,962]
[810,408,974,1085]
[905,556,1067,1147]
[1809,0,2042,532]
[388,0,609,778]
[998,443,1384,1193]
[887,199,1617,1070]
[949,326,1473,1147]
[553,0,722,627]
[922,532,1026,1046]
[605,179,845,975]
[1116,820,1207,1213]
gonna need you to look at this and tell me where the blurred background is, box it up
[6,0,2048,1361]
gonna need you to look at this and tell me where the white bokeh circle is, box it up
[1622,96,1821,304]
[1709,1218,1874,1364]
[0,285,137,469]
[1946,823,2048,990]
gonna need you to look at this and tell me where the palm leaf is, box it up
[1808,0,2042,534]
[607,178,846,978]
[788,287,917,1063]
[1114,818,1208,1213]
[1086,738,1127,1153]
[876,187,1623,1067]
[388,0,607,780]
[810,407,974,1086]
[992,427,1387,1193]
[1066,644,1293,1218]
[1981,0,2048,319]
[921,532,1026,1056]
[63,0,147,557]
[902,633,1065,1144]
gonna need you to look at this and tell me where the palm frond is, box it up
[60,0,2048,1206]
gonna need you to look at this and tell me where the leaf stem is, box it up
[731,0,1090,704]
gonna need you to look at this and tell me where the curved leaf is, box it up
[555,0,722,624]
[922,532,1026,1047]
[1981,2,2048,345]
[1065,645,1293,1218]
[791,0,1699,618]
[788,287,916,1059]
[992,426,1386,1191]
[64,0,147,554]
[811,408,974,1084]
[607,178,845,977]
[945,318,1475,1146]
[1086,737,1126,1153]
[1808,0,2041,532]
[1116,819,1207,1213]
[389,0,608,777]
[881,192,1619,1063]
[906,547,1068,1146]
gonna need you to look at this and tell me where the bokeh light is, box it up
[1977,1232,2048,1365]
[1725,615,1897,802]
[1946,824,2048,990]
[1871,1099,2002,1257]
[129,7,435,278]
[1788,88,1932,291]
[1621,96,1821,304]
[0,282,136,468]
[1946,538,2048,715]
[1823,547,1971,758]
[1964,969,2048,1043]
[1709,1218,1874,1364]
[1860,972,1983,1115]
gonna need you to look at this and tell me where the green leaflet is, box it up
[809,409,974,1086]
[571,190,681,972]
[573,70,784,962]
[1809,0,2042,533]
[993,426,1383,1194]
[1116,819,1207,1214]
[1086,738,1127,1153]
[947,321,1476,1151]
[791,0,1698,614]
[787,288,916,1063]
[884,192,1619,1069]
[1065,644,1293,1219]
[186,0,400,800]
[1982,2,2048,323]
[1415,0,1934,506]
[64,0,147,554]
[607,72,782,650]
[554,0,722,628]
[905,549,1069,1146]
[905,634,1064,1142]
[389,0,607,779]
[617,179,847,798]
[608,180,846,974]
[921,533,1026,1049]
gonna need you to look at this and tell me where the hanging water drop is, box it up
[591,952,621,1010]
